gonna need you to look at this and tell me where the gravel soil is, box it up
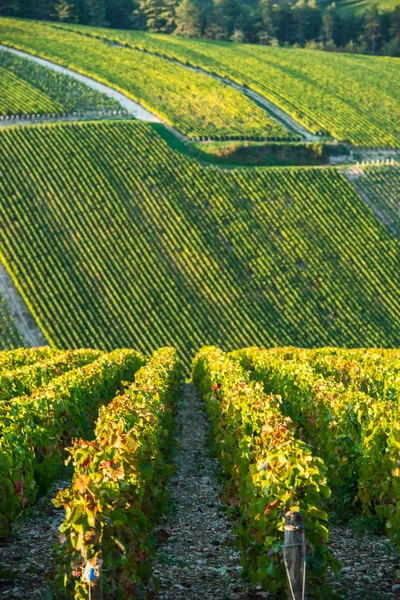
[146,383,261,600]
[328,522,400,600]
[0,479,68,600]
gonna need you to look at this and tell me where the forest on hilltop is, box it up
[1,0,399,56]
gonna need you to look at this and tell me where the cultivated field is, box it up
[1,18,399,145]
[0,19,294,140]
[0,297,23,350]
[2,346,400,598]
[354,164,400,235]
[0,121,399,361]
[0,50,120,117]
[51,20,400,147]
[0,14,399,600]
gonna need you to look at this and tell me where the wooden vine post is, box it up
[83,555,103,600]
[284,511,306,600]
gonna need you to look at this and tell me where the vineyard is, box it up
[0,345,182,598]
[353,164,400,237]
[0,13,399,600]
[192,346,400,597]
[2,345,400,598]
[0,50,120,117]
[0,347,145,537]
[331,0,399,14]
[0,19,294,141]
[0,297,23,350]
[49,20,400,148]
[1,18,399,145]
[0,120,399,360]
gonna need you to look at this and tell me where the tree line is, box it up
[1,0,400,56]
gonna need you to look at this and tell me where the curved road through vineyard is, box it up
[0,44,161,122]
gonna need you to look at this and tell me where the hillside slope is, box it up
[324,0,399,14]
[0,120,399,360]
[0,20,292,141]
[0,50,120,117]
[0,297,24,350]
[0,18,399,146]
[351,164,400,236]
[48,20,400,147]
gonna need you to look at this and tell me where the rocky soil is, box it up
[146,383,260,600]
[0,479,68,600]
[328,522,400,600]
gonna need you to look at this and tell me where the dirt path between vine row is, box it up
[342,164,400,239]
[0,262,47,347]
[146,383,259,600]
[0,478,69,600]
[0,44,161,122]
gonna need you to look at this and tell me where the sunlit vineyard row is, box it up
[0,345,180,599]
[193,346,334,595]
[55,347,182,598]
[0,65,60,116]
[0,50,120,117]
[0,19,294,141]
[0,348,145,536]
[355,164,400,236]
[193,346,400,595]
[238,347,400,543]
[0,120,399,361]
[53,20,400,148]
[0,346,56,372]
[0,347,101,401]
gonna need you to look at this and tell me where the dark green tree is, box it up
[205,0,240,39]
[174,0,201,37]
[83,0,107,25]
[292,0,321,45]
[105,0,134,28]
[257,0,276,44]
[31,0,54,19]
[364,5,382,53]
[140,0,175,32]
[274,2,295,44]
[0,0,20,16]
[322,2,340,46]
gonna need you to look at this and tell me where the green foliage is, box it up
[0,297,24,350]
[354,164,400,236]
[0,121,399,364]
[0,346,57,372]
[0,18,296,140]
[53,347,183,599]
[0,348,102,401]
[192,346,338,595]
[53,20,400,146]
[174,0,201,38]
[0,348,145,537]
[237,347,400,544]
[0,49,120,117]
[186,139,341,166]
[0,65,61,116]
